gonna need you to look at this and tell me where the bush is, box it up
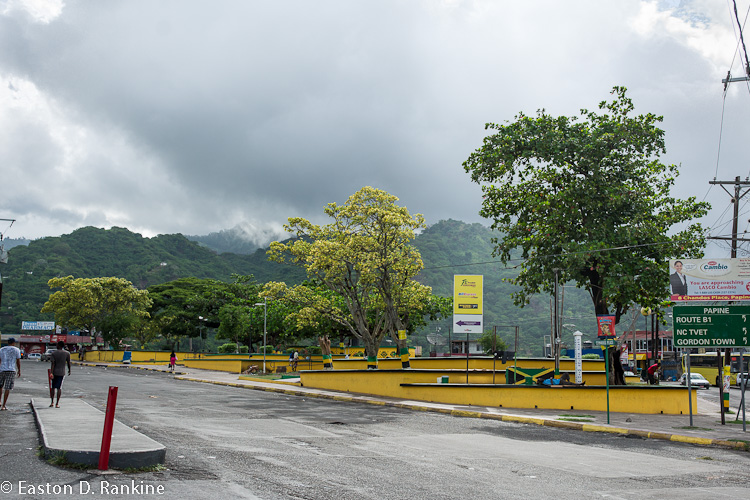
[307,346,322,355]
[258,345,274,354]
[582,353,601,359]
[218,343,239,354]
[239,345,248,353]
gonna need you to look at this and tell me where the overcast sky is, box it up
[1,0,749,254]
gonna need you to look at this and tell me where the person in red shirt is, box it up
[647,362,661,385]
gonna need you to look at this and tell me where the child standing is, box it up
[169,351,177,373]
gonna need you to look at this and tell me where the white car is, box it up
[736,373,750,388]
[678,373,711,389]
[27,353,41,361]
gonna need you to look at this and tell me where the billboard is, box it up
[669,258,750,301]
[21,321,56,331]
[453,275,483,333]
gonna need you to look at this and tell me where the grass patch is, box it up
[558,414,595,418]
[674,426,713,431]
[697,456,714,460]
[46,452,89,470]
[725,420,750,425]
[47,451,166,473]
[727,439,750,451]
[557,417,595,422]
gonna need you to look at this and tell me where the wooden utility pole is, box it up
[708,177,750,256]
[707,177,750,421]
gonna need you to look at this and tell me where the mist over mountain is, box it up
[187,222,289,255]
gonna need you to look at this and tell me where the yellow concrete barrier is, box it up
[299,369,695,415]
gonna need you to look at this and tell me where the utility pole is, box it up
[708,177,750,256]
[553,268,560,375]
[707,177,750,421]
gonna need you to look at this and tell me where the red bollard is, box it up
[98,386,118,470]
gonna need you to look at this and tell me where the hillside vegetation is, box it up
[0,222,599,354]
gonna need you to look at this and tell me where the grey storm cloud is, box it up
[0,0,749,256]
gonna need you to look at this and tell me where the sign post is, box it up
[673,306,750,427]
[453,275,483,356]
[596,338,616,424]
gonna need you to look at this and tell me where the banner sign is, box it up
[453,275,483,333]
[21,321,55,331]
[669,258,750,301]
[596,315,616,338]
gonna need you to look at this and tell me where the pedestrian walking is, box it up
[169,351,177,372]
[0,337,22,410]
[49,341,71,408]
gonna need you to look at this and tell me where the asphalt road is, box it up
[2,360,750,499]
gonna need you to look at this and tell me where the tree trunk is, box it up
[607,347,626,385]
[364,337,379,369]
[318,335,333,370]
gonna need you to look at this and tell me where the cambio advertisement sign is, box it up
[453,275,483,333]
[669,258,750,301]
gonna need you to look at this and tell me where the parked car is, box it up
[27,353,41,361]
[678,373,711,389]
[40,349,56,361]
[736,372,750,388]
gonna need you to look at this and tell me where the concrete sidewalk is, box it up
[32,396,166,469]
[66,361,750,458]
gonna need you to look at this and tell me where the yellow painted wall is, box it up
[82,351,614,379]
[300,370,694,414]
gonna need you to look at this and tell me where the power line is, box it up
[732,0,750,78]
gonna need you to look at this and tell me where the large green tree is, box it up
[148,277,211,338]
[42,276,152,347]
[265,187,447,358]
[463,87,709,323]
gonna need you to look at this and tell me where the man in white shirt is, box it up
[0,337,22,410]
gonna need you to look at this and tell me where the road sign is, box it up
[673,305,750,348]
[595,339,617,346]
[453,314,483,333]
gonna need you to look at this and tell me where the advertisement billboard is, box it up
[669,258,750,301]
[596,315,616,338]
[453,275,483,333]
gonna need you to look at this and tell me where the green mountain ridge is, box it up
[0,222,599,354]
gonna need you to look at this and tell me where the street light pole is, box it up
[198,316,205,353]
[254,298,268,373]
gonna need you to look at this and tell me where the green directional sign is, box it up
[673,305,750,348]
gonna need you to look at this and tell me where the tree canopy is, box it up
[42,276,152,346]
[265,186,448,357]
[463,87,709,323]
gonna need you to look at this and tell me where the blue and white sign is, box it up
[21,321,55,331]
